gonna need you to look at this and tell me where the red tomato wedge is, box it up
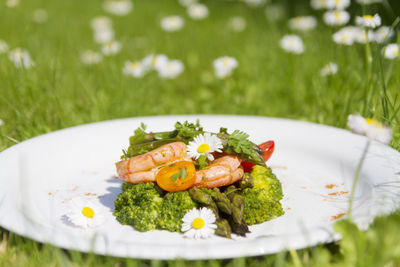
[241,140,275,172]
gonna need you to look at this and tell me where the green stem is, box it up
[348,139,371,217]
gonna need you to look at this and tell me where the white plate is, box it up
[0,115,399,259]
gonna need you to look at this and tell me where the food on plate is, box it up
[113,121,284,238]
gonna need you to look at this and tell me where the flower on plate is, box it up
[123,60,146,77]
[374,26,394,44]
[181,207,217,239]
[157,59,184,79]
[91,16,113,31]
[187,133,223,161]
[356,14,381,28]
[8,48,35,69]
[280,34,304,54]
[382,44,399,60]
[102,40,121,56]
[227,16,246,32]
[32,9,48,23]
[103,0,133,16]
[67,197,105,229]
[80,50,103,65]
[347,114,392,144]
[0,40,8,54]
[161,16,184,32]
[187,3,209,20]
[6,0,19,8]
[213,56,238,79]
[94,28,115,44]
[320,62,338,76]
[288,16,317,31]
[323,10,350,26]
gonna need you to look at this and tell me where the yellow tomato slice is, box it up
[156,161,196,192]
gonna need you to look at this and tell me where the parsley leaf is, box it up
[173,120,204,140]
[227,130,253,155]
[170,167,188,182]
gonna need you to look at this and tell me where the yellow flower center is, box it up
[197,143,210,153]
[363,15,373,20]
[366,118,382,128]
[334,11,341,19]
[82,207,95,218]
[192,218,205,229]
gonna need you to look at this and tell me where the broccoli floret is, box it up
[242,166,284,225]
[157,191,198,232]
[114,182,163,232]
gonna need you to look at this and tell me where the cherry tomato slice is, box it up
[241,140,275,172]
[156,161,196,192]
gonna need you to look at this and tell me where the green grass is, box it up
[0,0,400,265]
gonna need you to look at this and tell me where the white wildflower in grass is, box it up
[142,54,169,71]
[323,10,350,26]
[347,114,392,144]
[356,0,383,4]
[123,61,146,77]
[320,62,338,76]
[67,198,106,229]
[329,0,350,10]
[288,16,317,31]
[213,56,238,79]
[94,28,114,44]
[355,28,375,44]
[181,207,217,239]
[228,16,246,32]
[80,50,103,65]
[310,0,329,10]
[8,48,35,69]
[91,16,112,31]
[103,0,133,16]
[6,0,19,8]
[265,4,285,21]
[356,14,381,29]
[280,35,304,54]
[0,40,8,54]
[243,0,267,8]
[374,26,394,44]
[187,3,209,20]
[187,133,223,161]
[382,44,399,60]
[157,59,184,79]
[102,40,121,56]
[333,26,357,45]
[0,119,3,127]
[161,16,184,32]
[178,0,198,7]
[32,9,48,23]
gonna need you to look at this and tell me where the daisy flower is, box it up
[355,28,375,44]
[310,0,330,10]
[102,40,121,56]
[80,50,103,65]
[333,26,357,45]
[67,197,106,229]
[157,59,184,79]
[178,0,198,7]
[187,3,209,20]
[187,133,223,161]
[227,16,246,32]
[0,119,3,127]
[8,48,35,69]
[213,56,238,79]
[161,16,184,32]
[327,0,350,10]
[91,16,113,31]
[280,34,304,54]
[323,10,350,26]
[265,4,285,21]
[243,0,266,8]
[320,62,338,76]
[103,0,133,16]
[6,0,19,8]
[288,16,317,31]
[32,9,48,23]
[123,60,146,77]
[0,40,8,54]
[347,114,392,144]
[374,26,394,44]
[355,14,381,29]
[142,54,169,71]
[382,44,399,60]
[94,28,115,44]
[181,207,217,239]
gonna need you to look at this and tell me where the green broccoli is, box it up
[242,166,284,225]
[157,191,198,232]
[114,182,163,232]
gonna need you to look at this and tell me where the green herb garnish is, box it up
[170,167,188,182]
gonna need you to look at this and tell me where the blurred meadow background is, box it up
[1,0,400,265]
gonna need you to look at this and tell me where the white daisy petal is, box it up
[181,207,217,239]
[347,114,392,145]
[187,133,223,160]
[67,197,106,229]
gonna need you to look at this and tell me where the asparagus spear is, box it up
[215,218,232,239]
[238,173,254,189]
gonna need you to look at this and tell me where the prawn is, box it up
[115,142,190,184]
[195,155,244,188]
